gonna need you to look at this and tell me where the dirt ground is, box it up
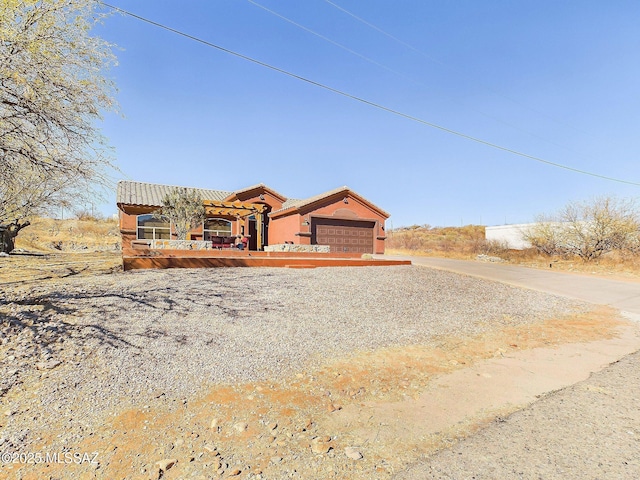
[0,251,121,285]
[1,253,639,479]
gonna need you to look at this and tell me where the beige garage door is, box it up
[312,218,375,254]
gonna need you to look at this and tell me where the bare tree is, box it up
[156,188,206,241]
[522,219,566,256]
[523,197,640,261]
[0,0,118,252]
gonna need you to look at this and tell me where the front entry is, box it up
[248,218,257,251]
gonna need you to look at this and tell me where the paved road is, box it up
[384,255,640,315]
[381,258,640,479]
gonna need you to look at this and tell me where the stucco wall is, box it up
[270,194,387,253]
[269,214,306,245]
[485,223,533,250]
[233,191,284,212]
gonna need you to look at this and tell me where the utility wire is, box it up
[322,0,592,137]
[249,0,597,167]
[100,2,640,187]
[322,0,446,66]
[246,0,415,84]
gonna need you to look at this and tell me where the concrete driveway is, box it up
[385,255,640,315]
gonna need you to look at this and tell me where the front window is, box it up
[204,218,232,240]
[137,214,170,240]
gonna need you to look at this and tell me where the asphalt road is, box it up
[385,256,640,315]
[383,258,640,479]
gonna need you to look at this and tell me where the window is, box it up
[203,218,232,240]
[137,214,170,240]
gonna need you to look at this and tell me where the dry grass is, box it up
[387,225,486,257]
[387,225,640,279]
[14,216,120,252]
[0,251,122,285]
[2,217,122,285]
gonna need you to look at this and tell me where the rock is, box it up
[228,467,241,476]
[311,436,332,454]
[268,422,278,431]
[155,458,177,472]
[233,422,248,433]
[210,418,220,429]
[344,447,363,460]
[151,390,165,399]
[36,360,61,370]
[311,442,331,454]
[203,444,217,453]
[270,456,283,464]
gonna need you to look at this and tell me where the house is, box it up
[116,181,389,254]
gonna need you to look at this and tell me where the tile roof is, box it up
[227,183,288,201]
[117,181,389,218]
[230,183,267,195]
[272,186,389,218]
[279,198,303,210]
[116,181,231,207]
[271,186,350,214]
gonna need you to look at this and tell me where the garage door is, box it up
[312,218,375,253]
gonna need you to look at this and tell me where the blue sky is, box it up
[95,1,640,227]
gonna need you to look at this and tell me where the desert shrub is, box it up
[473,238,510,256]
[387,225,485,255]
[524,197,640,262]
[74,209,105,222]
[156,188,206,241]
[522,220,566,256]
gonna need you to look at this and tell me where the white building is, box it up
[485,223,533,250]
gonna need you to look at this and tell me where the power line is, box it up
[322,0,446,66]
[322,0,592,137]
[99,2,640,187]
[249,0,598,166]
[246,0,415,84]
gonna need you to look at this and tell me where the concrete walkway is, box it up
[385,255,640,315]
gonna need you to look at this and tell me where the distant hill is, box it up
[386,225,487,257]
[15,217,120,253]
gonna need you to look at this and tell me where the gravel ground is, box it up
[395,348,640,480]
[0,265,585,461]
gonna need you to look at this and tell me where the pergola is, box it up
[202,200,268,249]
